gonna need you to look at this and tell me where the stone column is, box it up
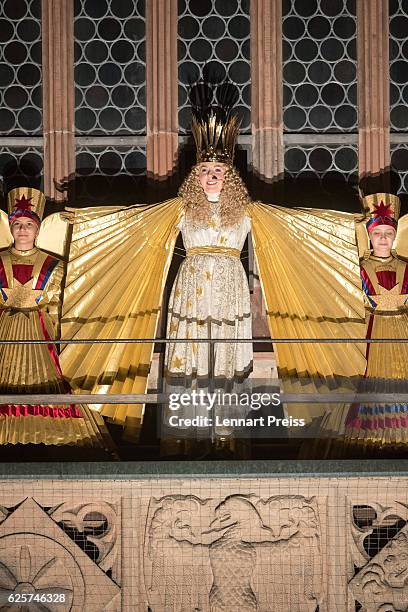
[250,0,284,184]
[250,0,283,338]
[146,0,178,180]
[41,0,75,202]
[357,0,390,190]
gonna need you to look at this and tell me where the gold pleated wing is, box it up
[37,212,71,258]
[60,198,183,438]
[393,213,408,260]
[250,202,367,420]
[0,210,12,249]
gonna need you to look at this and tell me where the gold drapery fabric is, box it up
[60,198,183,439]
[0,411,109,447]
[250,202,367,423]
[0,211,11,249]
[36,212,71,258]
[346,312,408,446]
[393,213,408,260]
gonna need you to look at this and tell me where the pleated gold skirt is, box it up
[0,307,111,448]
[344,312,408,447]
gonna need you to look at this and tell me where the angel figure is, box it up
[316,192,408,456]
[165,114,252,386]
[0,187,114,452]
[60,109,369,446]
[60,111,255,444]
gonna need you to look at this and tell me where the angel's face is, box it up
[11,217,39,250]
[369,225,396,257]
[197,162,226,196]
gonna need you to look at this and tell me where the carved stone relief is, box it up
[144,493,322,611]
[51,501,120,580]
[350,501,408,611]
[0,498,120,611]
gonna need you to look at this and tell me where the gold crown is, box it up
[7,187,46,221]
[361,192,401,221]
[192,112,240,165]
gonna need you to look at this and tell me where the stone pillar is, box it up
[250,0,283,338]
[41,0,75,202]
[357,0,390,190]
[250,0,284,183]
[146,0,178,180]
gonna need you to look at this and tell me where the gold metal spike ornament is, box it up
[192,111,240,165]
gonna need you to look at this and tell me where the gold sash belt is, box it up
[186,246,241,258]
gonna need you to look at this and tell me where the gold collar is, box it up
[10,246,38,258]
[369,253,394,263]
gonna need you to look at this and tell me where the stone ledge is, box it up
[0,459,407,479]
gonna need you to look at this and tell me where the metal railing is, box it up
[0,336,407,406]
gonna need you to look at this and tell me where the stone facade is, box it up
[0,474,406,610]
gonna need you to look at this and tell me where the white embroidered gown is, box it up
[165,207,253,383]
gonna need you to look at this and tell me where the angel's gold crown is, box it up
[192,112,240,165]
[7,187,45,224]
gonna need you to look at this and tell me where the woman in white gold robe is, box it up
[165,161,252,384]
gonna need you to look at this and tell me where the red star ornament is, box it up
[371,200,394,222]
[14,194,33,212]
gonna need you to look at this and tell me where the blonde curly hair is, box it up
[178,163,251,228]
